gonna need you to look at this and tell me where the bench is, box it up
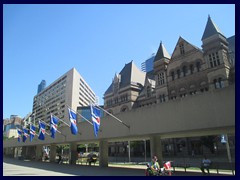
[77,157,98,166]
[172,161,235,175]
[171,162,190,172]
[211,162,235,175]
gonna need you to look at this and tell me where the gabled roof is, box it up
[201,15,225,40]
[171,36,202,59]
[154,41,171,62]
[104,61,146,95]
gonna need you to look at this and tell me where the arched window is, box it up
[214,79,219,89]
[159,94,166,103]
[171,71,175,81]
[196,62,201,72]
[183,66,187,77]
[190,64,194,74]
[177,69,181,79]
[219,78,224,88]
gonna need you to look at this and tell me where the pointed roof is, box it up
[154,41,171,62]
[171,36,203,59]
[201,15,225,40]
[104,61,146,95]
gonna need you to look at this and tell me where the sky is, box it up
[3,4,235,119]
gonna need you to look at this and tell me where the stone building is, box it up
[104,16,235,160]
[104,15,235,114]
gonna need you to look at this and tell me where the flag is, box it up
[68,108,78,135]
[30,124,36,142]
[50,115,58,138]
[164,161,171,170]
[90,104,101,137]
[22,127,29,143]
[38,121,46,141]
[17,129,22,142]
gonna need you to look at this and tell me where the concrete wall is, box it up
[3,85,234,148]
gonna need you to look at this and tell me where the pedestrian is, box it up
[58,154,62,164]
[200,155,212,175]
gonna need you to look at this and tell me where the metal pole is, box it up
[144,140,147,162]
[225,134,232,163]
[128,140,131,163]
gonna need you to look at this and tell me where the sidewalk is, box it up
[3,157,233,176]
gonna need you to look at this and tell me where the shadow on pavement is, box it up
[3,157,230,176]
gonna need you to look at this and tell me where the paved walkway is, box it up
[3,157,232,176]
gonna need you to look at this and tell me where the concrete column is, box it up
[99,140,108,167]
[150,135,163,164]
[50,144,57,163]
[70,142,78,165]
[14,147,18,158]
[35,145,43,161]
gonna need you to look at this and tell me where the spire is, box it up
[201,15,225,40]
[154,41,171,62]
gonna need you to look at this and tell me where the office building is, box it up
[37,80,46,94]
[141,53,155,72]
[32,68,97,125]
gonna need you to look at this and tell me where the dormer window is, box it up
[179,43,185,55]
[146,86,151,97]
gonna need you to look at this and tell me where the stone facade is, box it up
[104,16,235,114]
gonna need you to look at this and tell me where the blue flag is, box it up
[38,121,46,141]
[50,115,58,138]
[30,124,36,142]
[17,129,22,142]
[90,105,101,137]
[22,128,29,142]
[68,108,78,135]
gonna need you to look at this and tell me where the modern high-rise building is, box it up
[37,80,46,94]
[32,68,97,125]
[141,53,156,72]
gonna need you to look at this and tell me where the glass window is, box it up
[177,69,181,78]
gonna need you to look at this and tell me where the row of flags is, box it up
[17,105,101,143]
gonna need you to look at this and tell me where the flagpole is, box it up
[93,103,130,129]
[23,126,39,137]
[66,104,93,126]
[53,115,71,127]
[38,120,50,136]
[55,109,82,136]
[40,118,63,135]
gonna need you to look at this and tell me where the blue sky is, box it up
[3,4,235,119]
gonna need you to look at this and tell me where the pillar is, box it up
[150,135,163,164]
[50,144,57,163]
[14,147,18,158]
[35,145,43,161]
[99,140,108,167]
[70,142,78,165]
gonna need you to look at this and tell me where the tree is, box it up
[200,136,216,154]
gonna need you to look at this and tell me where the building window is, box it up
[159,94,166,103]
[190,64,194,74]
[179,43,185,55]
[196,62,201,72]
[209,52,220,68]
[158,72,165,85]
[177,69,181,79]
[182,66,187,77]
[171,72,175,81]
[214,78,224,89]
[146,86,151,97]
